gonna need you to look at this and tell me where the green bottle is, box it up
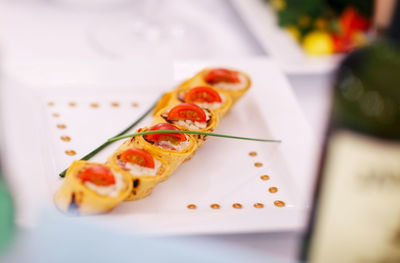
[0,165,14,255]
[300,32,400,263]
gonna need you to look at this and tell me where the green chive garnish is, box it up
[108,130,281,143]
[58,95,162,178]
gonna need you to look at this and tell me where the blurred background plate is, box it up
[231,0,344,74]
[1,58,317,235]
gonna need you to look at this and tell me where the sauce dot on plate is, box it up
[131,102,139,107]
[269,187,278,193]
[260,175,270,181]
[60,136,71,142]
[69,102,76,107]
[253,203,264,208]
[274,200,286,207]
[187,204,197,210]
[52,113,60,118]
[65,150,76,156]
[232,203,243,209]
[249,151,257,157]
[48,102,54,106]
[254,162,263,167]
[210,204,220,209]
[90,103,99,108]
[111,102,119,107]
[57,124,67,129]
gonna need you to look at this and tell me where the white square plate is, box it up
[1,58,316,235]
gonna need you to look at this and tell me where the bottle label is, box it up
[309,130,400,263]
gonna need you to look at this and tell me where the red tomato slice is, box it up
[184,86,222,103]
[167,103,207,122]
[120,148,155,168]
[79,165,115,186]
[144,123,187,144]
[204,68,240,84]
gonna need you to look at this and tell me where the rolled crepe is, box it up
[54,161,131,215]
[107,143,170,201]
[157,87,233,118]
[122,127,197,176]
[178,68,251,105]
[152,105,219,148]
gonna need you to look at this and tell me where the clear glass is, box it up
[87,0,208,58]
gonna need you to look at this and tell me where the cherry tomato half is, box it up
[144,123,187,144]
[167,103,207,122]
[184,86,222,103]
[79,165,116,186]
[120,148,155,168]
[204,68,240,84]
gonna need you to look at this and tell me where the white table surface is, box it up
[0,0,332,261]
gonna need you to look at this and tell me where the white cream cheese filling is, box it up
[212,74,247,91]
[84,171,125,197]
[124,158,161,177]
[175,120,206,130]
[193,94,225,110]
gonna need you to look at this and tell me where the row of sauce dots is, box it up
[186,151,286,209]
[187,200,285,209]
[249,152,264,168]
[250,151,285,207]
[50,101,140,156]
[249,151,279,193]
[48,101,140,108]
[54,122,76,156]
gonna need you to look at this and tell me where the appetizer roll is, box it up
[153,103,219,146]
[155,86,232,118]
[54,161,131,215]
[179,68,251,104]
[127,123,198,174]
[107,146,169,201]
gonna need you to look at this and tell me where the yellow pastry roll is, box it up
[107,145,169,201]
[158,86,233,118]
[152,103,219,147]
[124,123,197,175]
[179,68,251,104]
[54,161,131,215]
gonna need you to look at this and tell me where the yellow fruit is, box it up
[302,31,334,55]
